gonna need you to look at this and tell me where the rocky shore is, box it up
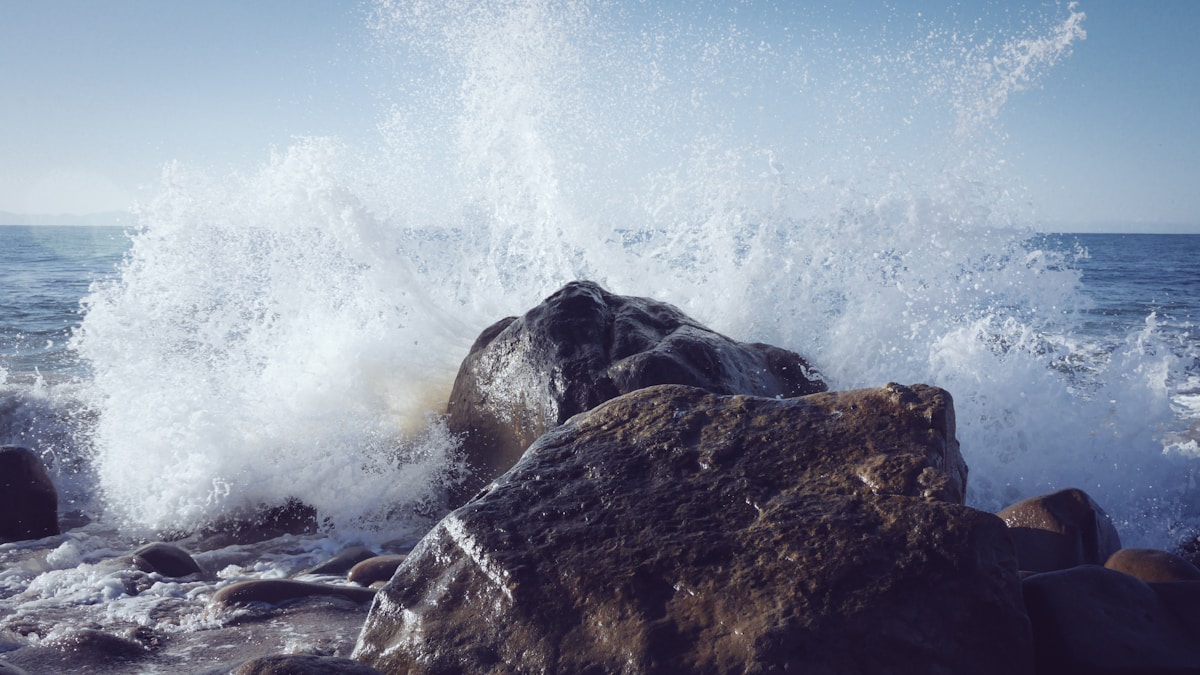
[5,281,1200,674]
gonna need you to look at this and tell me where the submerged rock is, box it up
[211,580,376,609]
[997,488,1122,574]
[356,384,1030,674]
[300,546,378,577]
[0,445,59,543]
[445,280,826,502]
[130,542,204,578]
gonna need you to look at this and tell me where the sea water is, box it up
[2,1,1199,671]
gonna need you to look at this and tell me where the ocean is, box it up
[2,1,1199,672]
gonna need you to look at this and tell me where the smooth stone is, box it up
[300,546,378,576]
[347,555,407,587]
[130,541,203,577]
[1105,548,1200,583]
[0,445,59,543]
[0,661,30,675]
[210,579,376,608]
[232,654,384,675]
[998,488,1122,573]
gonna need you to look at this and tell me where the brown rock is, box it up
[355,384,1030,674]
[1023,565,1200,673]
[997,488,1122,573]
[0,445,59,543]
[300,546,378,576]
[445,281,826,503]
[1106,548,1200,583]
[347,555,407,587]
[210,579,376,608]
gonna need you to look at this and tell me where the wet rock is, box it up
[180,498,319,548]
[300,546,378,576]
[232,654,383,675]
[446,280,826,502]
[355,384,1029,674]
[1105,548,1200,583]
[130,542,203,577]
[46,628,149,659]
[0,661,30,675]
[347,554,407,587]
[1023,565,1200,673]
[997,488,1122,573]
[0,445,59,543]
[211,579,376,608]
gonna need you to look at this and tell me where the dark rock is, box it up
[232,654,383,675]
[347,555,407,587]
[300,546,378,577]
[0,661,30,675]
[355,384,1030,674]
[211,579,376,608]
[0,445,59,542]
[1023,565,1200,673]
[997,488,1122,573]
[176,497,319,547]
[130,542,203,577]
[445,280,826,502]
[1106,548,1200,583]
[46,628,149,658]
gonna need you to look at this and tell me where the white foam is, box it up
[67,1,1200,547]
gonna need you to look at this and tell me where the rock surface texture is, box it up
[0,445,59,543]
[445,281,826,501]
[997,488,1122,574]
[355,383,1032,674]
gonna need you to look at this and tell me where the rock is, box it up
[0,445,59,542]
[210,579,376,608]
[997,488,1122,573]
[1105,548,1200,583]
[0,661,30,675]
[347,555,407,587]
[130,542,203,577]
[355,384,1030,674]
[446,280,826,502]
[300,546,378,577]
[232,654,383,675]
[181,497,319,548]
[1023,565,1200,673]
[45,628,149,658]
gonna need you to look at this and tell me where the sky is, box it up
[1,0,1197,232]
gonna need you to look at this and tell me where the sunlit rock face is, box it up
[356,383,1032,674]
[445,280,825,504]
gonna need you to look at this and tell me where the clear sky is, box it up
[1,0,1197,232]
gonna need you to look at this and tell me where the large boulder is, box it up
[997,488,1122,574]
[0,445,59,542]
[355,384,1031,674]
[445,281,826,502]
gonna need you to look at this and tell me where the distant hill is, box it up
[0,211,135,227]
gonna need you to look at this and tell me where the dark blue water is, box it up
[1062,233,1199,343]
[0,226,129,381]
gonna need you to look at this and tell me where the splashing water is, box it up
[72,1,1198,546]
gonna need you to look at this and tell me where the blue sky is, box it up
[1,0,1197,232]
